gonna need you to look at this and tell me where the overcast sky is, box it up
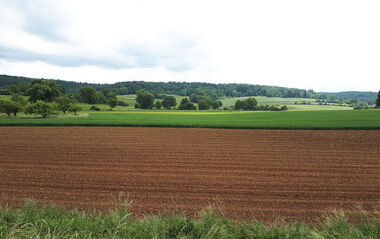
[0,0,379,92]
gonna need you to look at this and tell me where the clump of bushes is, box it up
[90,106,100,111]
[233,97,287,111]
[117,100,129,106]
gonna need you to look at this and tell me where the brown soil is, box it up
[0,127,379,222]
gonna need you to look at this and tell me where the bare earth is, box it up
[0,127,379,222]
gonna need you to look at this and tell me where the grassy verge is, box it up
[1,110,380,129]
[0,201,379,238]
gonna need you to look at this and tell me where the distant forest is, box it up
[0,74,377,103]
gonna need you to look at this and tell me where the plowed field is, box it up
[0,127,379,222]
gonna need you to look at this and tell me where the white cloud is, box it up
[0,0,379,92]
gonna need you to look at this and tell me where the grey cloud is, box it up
[4,0,69,42]
[0,46,129,69]
[0,45,195,71]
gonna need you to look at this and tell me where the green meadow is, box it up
[1,109,379,129]
[2,94,378,129]
[221,96,351,111]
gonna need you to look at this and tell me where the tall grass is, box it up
[0,200,379,238]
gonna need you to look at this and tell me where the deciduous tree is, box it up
[135,90,154,109]
[27,79,61,103]
[162,96,177,109]
[55,96,74,114]
[198,100,209,110]
[154,101,162,109]
[68,104,81,115]
[78,86,97,104]
[0,100,22,117]
[25,100,55,118]
[106,92,117,110]
[178,98,196,110]
[10,94,28,107]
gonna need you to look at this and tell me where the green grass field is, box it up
[1,109,379,129]
[0,201,379,239]
[221,96,315,106]
[117,94,186,109]
[221,96,351,111]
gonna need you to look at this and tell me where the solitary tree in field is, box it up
[198,100,209,110]
[162,96,177,109]
[68,104,81,115]
[376,90,380,108]
[135,90,154,109]
[55,96,73,114]
[0,100,22,117]
[106,92,117,110]
[25,100,55,118]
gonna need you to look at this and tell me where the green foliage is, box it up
[0,100,22,116]
[24,100,56,118]
[154,100,162,109]
[96,91,107,104]
[234,97,257,110]
[376,91,380,108]
[354,101,369,110]
[55,95,74,114]
[0,88,11,95]
[134,103,140,109]
[178,98,196,110]
[0,202,379,239]
[106,92,117,109]
[162,96,177,109]
[116,100,129,106]
[135,90,154,109]
[10,94,28,107]
[211,101,219,109]
[90,105,100,111]
[27,79,61,103]
[1,74,322,100]
[345,97,359,105]
[198,100,210,110]
[78,86,98,104]
[68,104,81,115]
[322,91,378,103]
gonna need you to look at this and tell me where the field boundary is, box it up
[1,122,380,130]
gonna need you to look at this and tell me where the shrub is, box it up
[117,101,129,106]
[154,101,162,109]
[90,106,100,111]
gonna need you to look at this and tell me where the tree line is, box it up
[1,74,319,99]
[0,79,81,118]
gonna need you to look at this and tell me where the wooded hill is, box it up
[0,74,377,102]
